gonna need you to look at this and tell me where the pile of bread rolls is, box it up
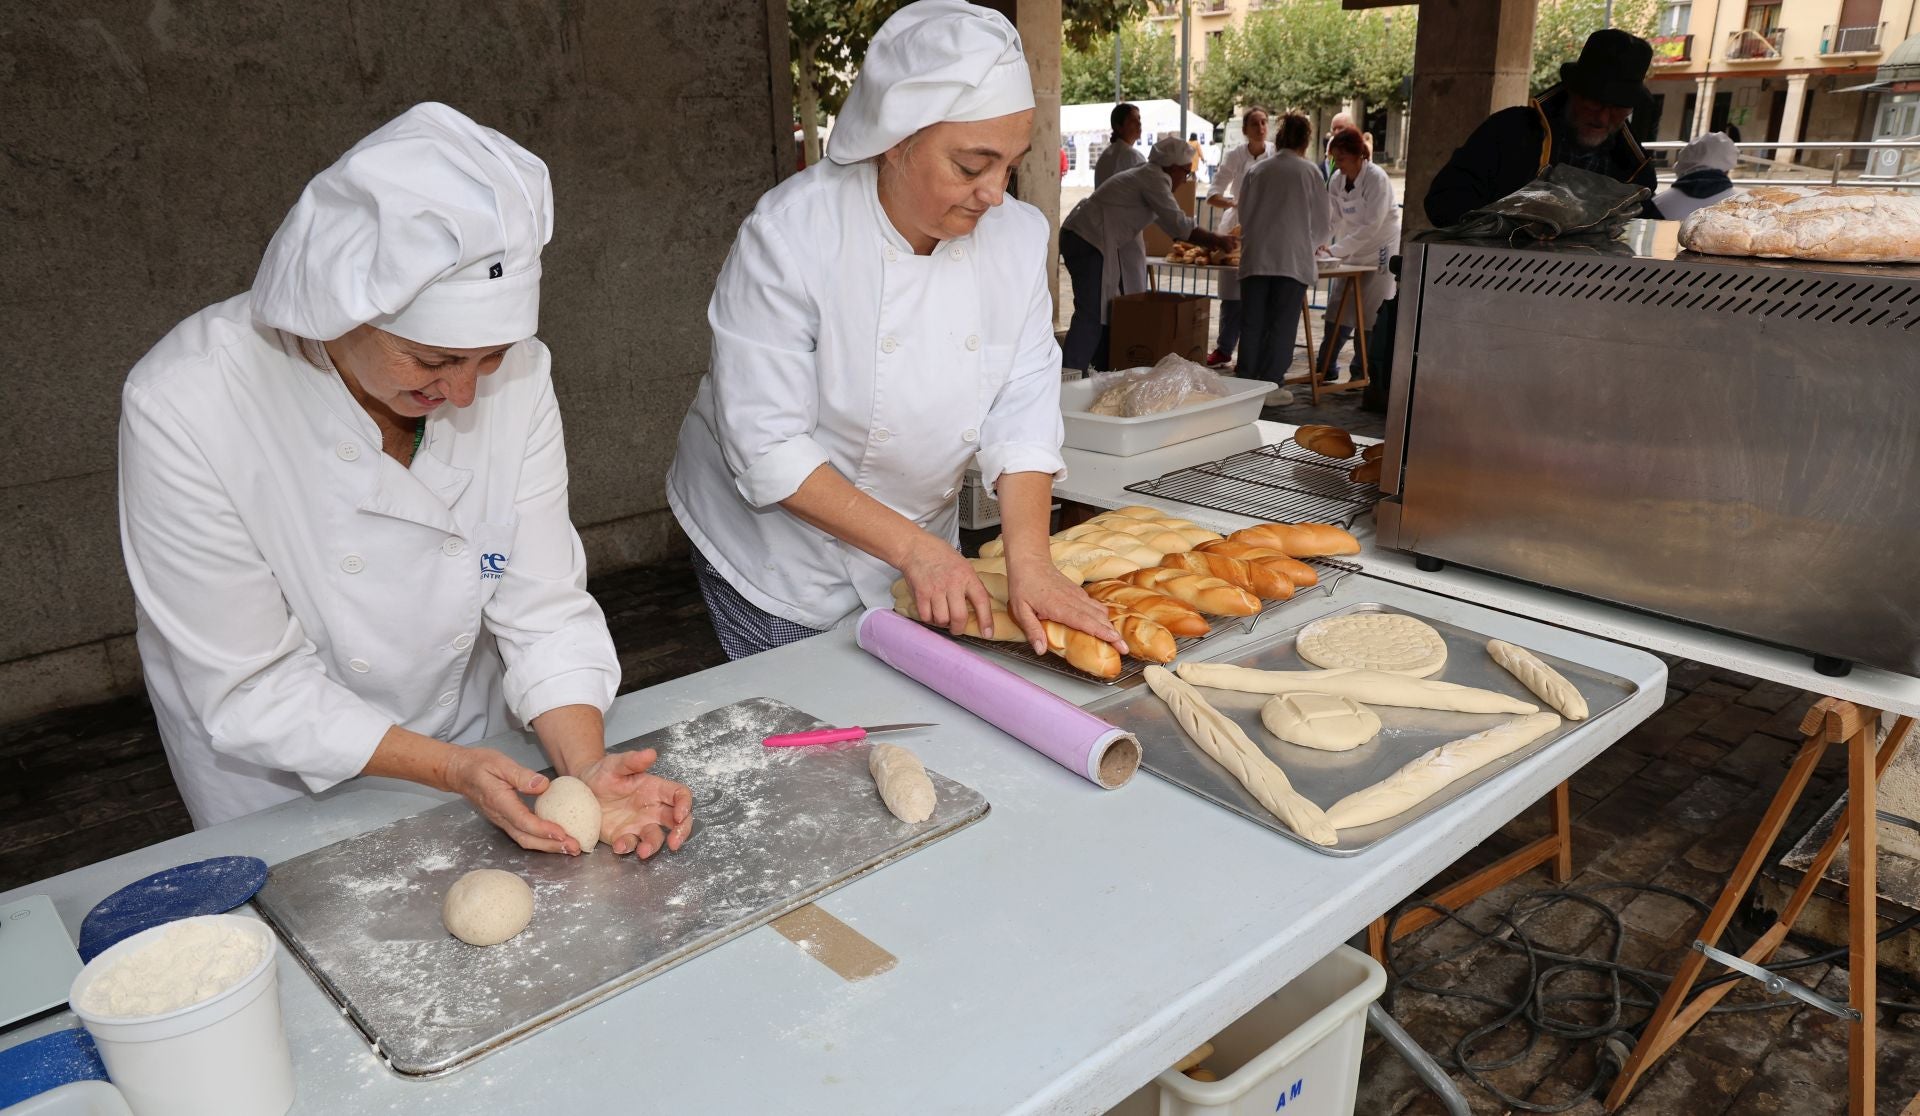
[1294,424,1384,486]
[1166,241,1239,267]
[891,505,1360,680]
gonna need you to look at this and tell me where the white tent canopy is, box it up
[1060,99,1214,188]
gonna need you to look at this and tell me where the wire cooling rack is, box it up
[1123,442,1379,526]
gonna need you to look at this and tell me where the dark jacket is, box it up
[1423,86,1657,228]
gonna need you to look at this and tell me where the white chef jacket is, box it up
[1326,161,1401,302]
[1237,150,1330,289]
[1062,162,1195,323]
[1206,142,1271,300]
[118,294,618,827]
[1092,140,1144,186]
[667,159,1066,630]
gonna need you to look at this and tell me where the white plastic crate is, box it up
[1105,945,1386,1116]
[1061,376,1273,457]
[958,467,1000,529]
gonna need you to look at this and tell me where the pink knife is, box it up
[763,722,935,748]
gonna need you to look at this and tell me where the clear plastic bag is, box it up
[1084,353,1232,418]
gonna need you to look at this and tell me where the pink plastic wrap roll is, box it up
[856,609,1140,789]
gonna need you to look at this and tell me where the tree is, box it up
[1193,0,1413,124]
[1064,0,1153,51]
[1529,0,1660,96]
[1061,23,1181,104]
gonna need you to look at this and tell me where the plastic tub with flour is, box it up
[68,914,293,1116]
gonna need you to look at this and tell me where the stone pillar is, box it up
[1775,72,1810,162]
[1402,0,1538,232]
[1691,75,1718,135]
[976,0,1064,311]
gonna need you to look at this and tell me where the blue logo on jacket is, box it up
[480,552,509,579]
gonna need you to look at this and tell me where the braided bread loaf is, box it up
[1120,568,1260,615]
[1082,581,1210,636]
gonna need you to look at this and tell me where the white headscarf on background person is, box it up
[1675,131,1737,177]
[251,102,553,349]
[825,0,1033,165]
[1148,134,1192,168]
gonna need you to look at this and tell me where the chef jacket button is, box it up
[437,691,457,707]
[880,336,898,354]
[348,658,371,673]
[336,442,360,462]
[962,428,978,443]
[452,633,473,651]
[949,245,964,260]
[965,334,981,351]
[885,247,897,263]
[858,483,875,494]
[942,486,957,500]
[442,537,465,557]
[873,428,891,443]
[340,554,365,574]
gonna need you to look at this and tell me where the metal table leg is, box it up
[1367,1002,1470,1116]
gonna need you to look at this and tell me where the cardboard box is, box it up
[1141,175,1197,258]
[1107,291,1211,369]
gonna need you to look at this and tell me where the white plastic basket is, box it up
[1061,376,1272,457]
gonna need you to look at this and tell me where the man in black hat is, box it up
[1424,29,1659,228]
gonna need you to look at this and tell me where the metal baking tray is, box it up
[253,698,987,1077]
[1085,601,1640,855]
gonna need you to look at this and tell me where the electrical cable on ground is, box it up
[1381,881,1920,1113]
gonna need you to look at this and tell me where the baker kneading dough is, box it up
[1144,666,1337,846]
[1487,640,1588,721]
[443,869,535,946]
[1324,713,1562,830]
[534,775,602,853]
[1260,692,1382,752]
[870,743,937,823]
[1295,614,1448,677]
[1176,662,1537,715]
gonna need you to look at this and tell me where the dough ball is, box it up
[442,869,534,947]
[535,774,601,853]
[1260,692,1382,751]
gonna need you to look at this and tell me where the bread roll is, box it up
[1350,459,1382,485]
[1231,522,1361,557]
[1107,607,1177,663]
[1362,443,1384,464]
[1195,539,1318,587]
[1121,568,1260,616]
[1294,424,1356,459]
[1082,581,1211,636]
[1159,550,1293,600]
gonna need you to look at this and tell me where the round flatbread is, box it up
[1259,692,1382,752]
[1294,613,1448,678]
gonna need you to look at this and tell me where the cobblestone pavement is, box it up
[5,560,1916,1112]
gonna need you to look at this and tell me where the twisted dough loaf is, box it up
[1161,550,1293,600]
[1324,713,1562,829]
[1195,539,1318,587]
[1121,568,1260,616]
[1679,186,1920,263]
[1082,581,1210,636]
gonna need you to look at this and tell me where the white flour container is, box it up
[68,915,293,1116]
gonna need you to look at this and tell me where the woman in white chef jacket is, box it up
[668,0,1120,661]
[1201,108,1272,368]
[119,103,693,859]
[1312,129,1401,384]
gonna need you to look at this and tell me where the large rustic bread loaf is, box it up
[1679,186,1920,263]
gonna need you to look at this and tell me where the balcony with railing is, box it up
[1649,33,1694,64]
[1725,27,1785,60]
[1820,22,1885,54]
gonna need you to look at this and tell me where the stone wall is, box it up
[0,0,790,720]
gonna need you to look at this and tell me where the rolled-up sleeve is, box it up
[706,216,830,507]
[483,366,620,724]
[976,263,1067,495]
[119,384,391,793]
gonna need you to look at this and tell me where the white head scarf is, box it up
[1675,132,1738,176]
[825,0,1033,164]
[251,102,552,348]
[1148,135,1192,168]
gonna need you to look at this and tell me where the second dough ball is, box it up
[1260,692,1382,752]
[443,869,534,946]
[535,775,601,853]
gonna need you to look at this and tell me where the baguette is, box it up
[892,594,1120,679]
[1103,506,1224,541]
[1060,528,1164,570]
[1195,539,1318,587]
[1121,568,1260,616]
[1061,518,1192,556]
[1159,550,1293,601]
[1091,514,1220,549]
[1350,459,1382,485]
[1082,581,1211,636]
[1107,607,1177,663]
[1231,522,1361,557]
[1294,424,1356,459]
[973,540,1135,582]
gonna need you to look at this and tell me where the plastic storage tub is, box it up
[0,1082,133,1116]
[1106,945,1386,1116]
[68,915,293,1116]
[1061,376,1272,457]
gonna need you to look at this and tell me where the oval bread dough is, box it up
[443,869,534,946]
[535,775,601,853]
[869,742,937,823]
[1260,692,1382,751]
[1486,639,1588,721]
[1294,613,1448,677]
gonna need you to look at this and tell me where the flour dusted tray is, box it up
[253,698,987,1077]
[1085,602,1640,855]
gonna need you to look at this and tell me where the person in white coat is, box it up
[119,103,694,859]
[1235,113,1330,390]
[1059,135,1238,372]
[1092,103,1145,186]
[668,0,1121,661]
[1203,108,1272,367]
[1654,132,1739,220]
[1313,129,1401,384]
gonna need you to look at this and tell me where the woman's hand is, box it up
[1003,552,1126,656]
[443,747,579,855]
[897,530,997,638]
[577,748,695,859]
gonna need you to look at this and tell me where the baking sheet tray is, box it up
[253,698,988,1077]
[1085,602,1640,855]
